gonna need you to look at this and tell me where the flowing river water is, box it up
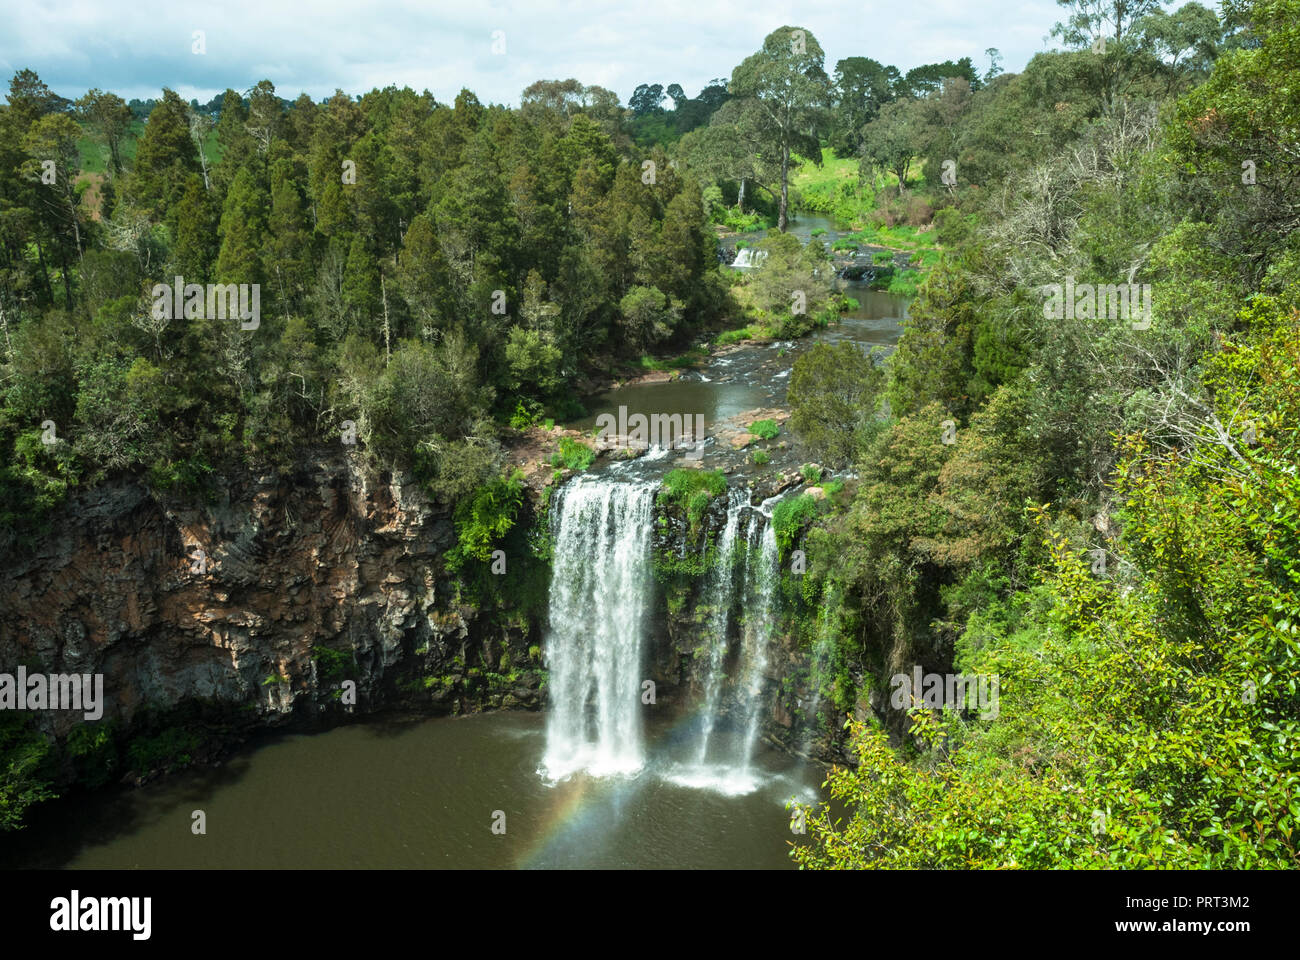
[8,213,908,870]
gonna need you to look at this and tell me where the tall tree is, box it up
[860,97,922,193]
[727,25,831,230]
[75,89,133,177]
[831,57,899,155]
[128,89,200,217]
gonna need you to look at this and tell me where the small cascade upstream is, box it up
[731,248,769,269]
[694,488,747,764]
[540,475,657,781]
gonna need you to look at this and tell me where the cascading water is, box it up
[694,488,747,764]
[735,501,780,776]
[731,248,768,269]
[540,475,657,781]
[800,589,837,757]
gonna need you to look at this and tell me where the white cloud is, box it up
[1,0,1070,106]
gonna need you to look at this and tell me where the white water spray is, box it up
[694,488,747,764]
[540,476,657,780]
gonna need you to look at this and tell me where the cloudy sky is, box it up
[2,0,1070,107]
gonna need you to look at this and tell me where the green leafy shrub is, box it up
[659,468,727,531]
[126,727,201,775]
[551,437,595,470]
[748,419,779,440]
[450,469,525,566]
[772,494,820,555]
[311,645,355,684]
[0,717,56,830]
[510,399,543,430]
[66,722,118,789]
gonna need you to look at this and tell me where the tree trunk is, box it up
[778,145,790,231]
[58,244,73,309]
[381,272,391,365]
[65,187,83,263]
[0,298,13,362]
[34,236,54,304]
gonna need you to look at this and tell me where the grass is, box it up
[658,468,727,531]
[849,222,939,253]
[790,148,875,225]
[551,437,595,470]
[716,325,757,346]
[77,119,221,176]
[716,208,772,232]
[884,270,924,297]
[639,345,709,372]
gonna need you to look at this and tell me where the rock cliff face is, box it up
[0,450,544,758]
[1,448,850,791]
[647,484,854,763]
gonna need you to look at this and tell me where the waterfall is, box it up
[694,488,747,764]
[800,589,837,757]
[736,504,780,774]
[540,476,657,781]
[731,248,768,269]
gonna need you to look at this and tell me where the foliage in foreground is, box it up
[793,308,1300,869]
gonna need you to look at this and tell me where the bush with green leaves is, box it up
[658,468,727,532]
[448,469,525,567]
[787,341,885,467]
[772,493,820,556]
[551,437,595,470]
[0,717,55,831]
[792,305,1300,869]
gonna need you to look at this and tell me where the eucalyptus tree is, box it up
[727,25,831,231]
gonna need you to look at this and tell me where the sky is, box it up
[0,0,1072,107]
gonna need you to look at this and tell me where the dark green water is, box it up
[10,712,825,869]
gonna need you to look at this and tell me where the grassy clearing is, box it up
[638,344,710,372]
[76,119,220,175]
[791,147,928,228]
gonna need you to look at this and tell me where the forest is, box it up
[1,0,1297,869]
